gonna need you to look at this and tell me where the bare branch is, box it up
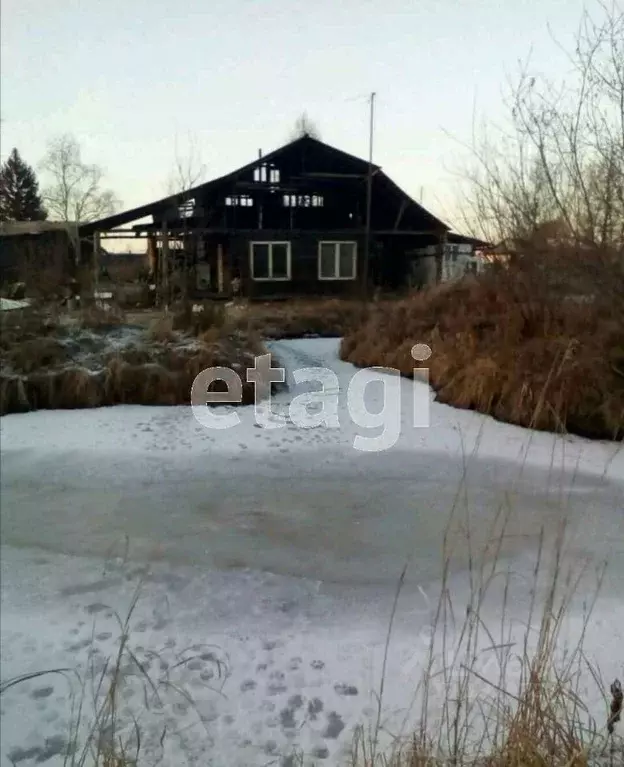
[40,134,119,225]
[289,112,321,141]
[166,131,207,196]
[460,2,624,256]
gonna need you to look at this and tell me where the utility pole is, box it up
[363,91,376,300]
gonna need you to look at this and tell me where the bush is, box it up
[341,246,624,440]
[232,298,370,339]
[0,305,267,415]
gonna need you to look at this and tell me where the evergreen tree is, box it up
[0,148,47,222]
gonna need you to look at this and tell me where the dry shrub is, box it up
[171,303,193,332]
[0,376,30,415]
[341,246,624,440]
[79,304,126,329]
[105,360,180,406]
[171,301,226,335]
[146,314,176,343]
[0,301,265,414]
[192,301,226,334]
[108,346,153,366]
[232,298,370,339]
[54,369,104,409]
[26,369,104,410]
[0,307,60,347]
[6,338,68,374]
[113,282,152,310]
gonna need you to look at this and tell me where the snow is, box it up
[1,338,623,766]
[0,298,30,311]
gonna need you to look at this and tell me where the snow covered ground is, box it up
[1,339,623,766]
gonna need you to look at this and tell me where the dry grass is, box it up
[0,576,228,767]
[6,337,69,374]
[341,247,624,440]
[1,441,622,764]
[0,304,266,415]
[145,314,177,343]
[349,449,623,767]
[2,480,621,765]
[78,304,127,329]
[229,297,372,339]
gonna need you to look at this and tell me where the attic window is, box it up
[225,195,254,207]
[253,164,280,183]
[178,198,195,218]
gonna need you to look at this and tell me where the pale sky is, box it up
[1,0,588,234]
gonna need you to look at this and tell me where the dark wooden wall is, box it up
[226,230,365,298]
[0,232,74,286]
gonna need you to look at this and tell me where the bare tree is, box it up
[165,131,207,196]
[40,134,119,224]
[163,132,207,309]
[459,1,624,255]
[289,112,321,141]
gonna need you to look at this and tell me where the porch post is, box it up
[436,231,448,284]
[93,231,100,303]
[217,243,224,295]
[147,234,157,284]
[161,219,170,308]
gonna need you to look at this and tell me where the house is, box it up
[409,233,490,284]
[80,135,483,299]
[0,221,77,290]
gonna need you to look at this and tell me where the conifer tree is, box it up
[0,148,47,222]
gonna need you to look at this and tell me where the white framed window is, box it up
[253,164,280,183]
[225,195,254,207]
[318,241,357,280]
[250,241,291,281]
[178,197,195,218]
[282,194,324,207]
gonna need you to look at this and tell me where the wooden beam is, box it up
[436,231,448,284]
[100,233,151,239]
[160,220,170,307]
[393,199,408,231]
[217,244,224,294]
[127,227,446,237]
[91,232,100,305]
[300,172,369,179]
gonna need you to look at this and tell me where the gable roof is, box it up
[79,135,448,235]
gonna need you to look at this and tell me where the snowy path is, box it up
[1,339,623,766]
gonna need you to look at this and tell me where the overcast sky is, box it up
[1,0,589,231]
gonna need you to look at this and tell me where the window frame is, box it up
[249,241,292,282]
[225,194,254,207]
[317,241,358,281]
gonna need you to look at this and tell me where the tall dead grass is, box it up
[341,247,624,440]
[0,578,227,767]
[350,435,622,767]
[0,305,266,414]
[1,450,621,765]
[231,298,371,339]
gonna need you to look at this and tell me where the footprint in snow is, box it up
[323,712,346,739]
[334,683,359,696]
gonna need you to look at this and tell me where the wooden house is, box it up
[80,135,480,299]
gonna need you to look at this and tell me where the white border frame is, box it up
[318,241,358,281]
[249,241,292,281]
